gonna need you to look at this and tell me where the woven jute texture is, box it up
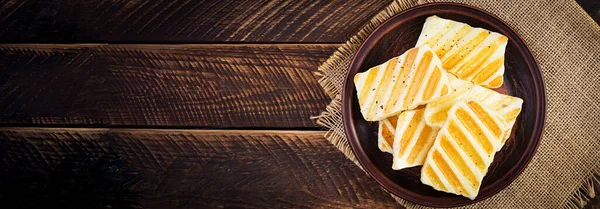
[313,0,600,208]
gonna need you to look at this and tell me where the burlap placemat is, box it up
[313,0,600,208]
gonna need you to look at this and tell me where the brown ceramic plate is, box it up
[341,3,546,207]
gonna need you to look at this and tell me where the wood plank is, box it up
[3,127,600,208]
[577,0,600,25]
[0,0,391,43]
[0,44,334,128]
[0,128,398,208]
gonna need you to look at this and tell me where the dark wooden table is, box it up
[1,1,598,208]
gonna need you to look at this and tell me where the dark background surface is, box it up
[0,0,598,208]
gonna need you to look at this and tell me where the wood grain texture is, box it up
[577,0,600,25]
[0,128,398,208]
[0,0,391,43]
[0,44,334,128]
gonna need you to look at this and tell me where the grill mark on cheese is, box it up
[384,48,418,113]
[357,66,379,107]
[382,143,390,150]
[488,76,503,88]
[429,109,448,126]
[422,66,442,101]
[474,57,503,84]
[439,137,480,188]
[505,108,522,122]
[453,34,496,79]
[441,85,449,96]
[436,25,471,58]
[406,125,433,164]
[432,151,468,196]
[467,101,503,139]
[397,111,423,156]
[381,123,395,148]
[423,22,456,48]
[445,126,486,172]
[442,31,489,70]
[402,51,433,108]
[424,164,447,191]
[388,115,399,127]
[366,57,399,118]
[463,38,506,80]
[455,108,494,154]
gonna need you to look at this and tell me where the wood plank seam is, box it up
[0,0,393,43]
[0,127,399,208]
[0,44,336,128]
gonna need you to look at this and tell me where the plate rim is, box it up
[341,2,547,207]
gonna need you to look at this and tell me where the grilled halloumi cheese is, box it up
[421,100,508,200]
[423,75,475,127]
[354,45,452,121]
[391,108,440,170]
[416,15,508,88]
[466,85,523,145]
[378,115,399,154]
[424,77,523,146]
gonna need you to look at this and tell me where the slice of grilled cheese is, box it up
[391,108,440,170]
[468,86,523,145]
[424,77,523,146]
[354,45,452,121]
[421,100,508,199]
[416,15,508,88]
[378,115,399,153]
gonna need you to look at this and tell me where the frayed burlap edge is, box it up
[566,168,600,209]
[312,0,600,208]
[312,95,361,168]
